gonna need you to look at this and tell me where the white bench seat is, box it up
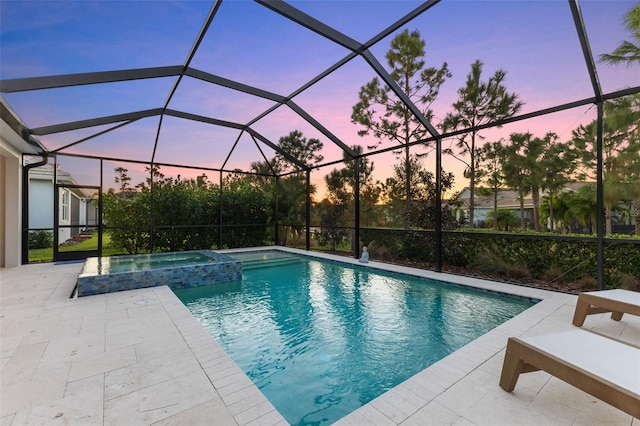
[500,329,640,418]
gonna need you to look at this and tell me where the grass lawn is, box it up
[29,232,127,262]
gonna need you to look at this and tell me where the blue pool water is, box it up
[81,251,216,274]
[175,252,535,425]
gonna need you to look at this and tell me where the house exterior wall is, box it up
[0,156,4,267]
[0,150,22,267]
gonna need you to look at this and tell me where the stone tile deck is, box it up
[1,247,638,425]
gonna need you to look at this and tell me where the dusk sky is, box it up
[1,0,638,195]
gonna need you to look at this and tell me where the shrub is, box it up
[570,276,598,291]
[542,267,566,284]
[506,264,531,279]
[470,245,530,279]
[367,240,393,262]
[28,230,53,249]
[617,273,640,291]
[469,248,510,275]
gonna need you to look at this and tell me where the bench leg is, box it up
[572,299,590,326]
[611,311,624,321]
[500,351,526,392]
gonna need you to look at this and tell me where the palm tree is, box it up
[477,140,506,230]
[567,185,598,234]
[276,175,309,246]
[572,97,640,234]
[500,134,530,230]
[600,4,640,66]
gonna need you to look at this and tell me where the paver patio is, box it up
[1,248,638,425]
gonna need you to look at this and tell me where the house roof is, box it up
[455,182,596,210]
[456,187,533,209]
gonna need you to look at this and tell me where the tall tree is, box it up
[250,130,324,244]
[476,140,506,230]
[572,97,640,234]
[500,133,530,230]
[351,29,450,225]
[598,4,640,234]
[441,60,523,228]
[274,130,324,173]
[541,141,578,231]
[330,145,382,227]
[320,146,382,249]
[498,132,576,232]
[383,154,457,229]
[567,184,598,234]
[600,4,640,66]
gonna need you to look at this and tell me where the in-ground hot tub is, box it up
[76,250,242,297]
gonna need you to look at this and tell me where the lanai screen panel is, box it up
[0,2,209,75]
[154,116,245,171]
[291,0,425,41]
[292,56,389,161]
[371,0,594,119]
[3,78,175,134]
[167,77,279,126]
[40,117,162,163]
[222,131,279,173]
[251,105,338,166]
[580,1,640,93]
[189,0,350,95]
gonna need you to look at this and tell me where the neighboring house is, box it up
[25,156,97,244]
[454,187,534,228]
[456,182,636,233]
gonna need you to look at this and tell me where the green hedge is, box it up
[361,228,640,289]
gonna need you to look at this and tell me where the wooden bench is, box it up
[500,329,640,418]
[572,289,640,327]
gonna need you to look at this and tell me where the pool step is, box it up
[241,256,303,270]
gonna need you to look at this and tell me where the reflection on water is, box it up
[175,254,534,425]
[81,251,216,275]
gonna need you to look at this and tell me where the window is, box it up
[61,190,69,221]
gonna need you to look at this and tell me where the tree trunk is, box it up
[549,193,555,232]
[531,187,541,232]
[469,133,476,228]
[519,188,526,230]
[605,206,612,235]
[493,189,498,230]
[404,145,410,228]
[634,200,640,235]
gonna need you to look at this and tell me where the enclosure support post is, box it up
[218,171,223,250]
[53,156,59,251]
[596,102,605,291]
[305,170,311,251]
[354,159,360,259]
[21,154,48,264]
[570,0,605,290]
[274,176,279,245]
[435,137,442,272]
[149,163,155,251]
[98,159,103,257]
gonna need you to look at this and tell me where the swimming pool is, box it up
[175,251,535,425]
